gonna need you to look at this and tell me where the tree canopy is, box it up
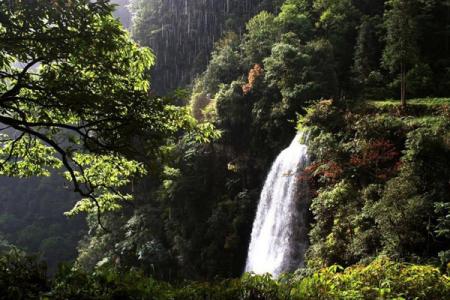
[0,0,208,220]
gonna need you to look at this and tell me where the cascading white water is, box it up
[245,132,309,276]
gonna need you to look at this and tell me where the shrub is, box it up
[1,253,448,299]
[0,250,48,300]
[290,257,450,299]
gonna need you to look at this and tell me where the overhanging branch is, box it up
[0,114,110,231]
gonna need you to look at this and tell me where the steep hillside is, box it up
[74,0,450,281]
[129,0,283,94]
[0,176,86,274]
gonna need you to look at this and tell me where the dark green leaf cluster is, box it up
[301,99,450,269]
[0,250,49,299]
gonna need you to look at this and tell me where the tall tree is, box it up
[0,0,202,221]
[352,16,384,98]
[383,0,420,107]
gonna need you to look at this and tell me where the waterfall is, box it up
[245,132,309,276]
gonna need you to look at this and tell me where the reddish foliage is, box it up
[304,160,343,183]
[323,161,343,179]
[304,162,320,176]
[242,64,264,95]
[350,139,401,181]
[350,139,399,167]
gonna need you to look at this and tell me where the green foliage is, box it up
[264,35,338,108]
[50,264,170,300]
[435,202,450,239]
[291,257,450,299]
[1,252,449,299]
[0,0,215,217]
[275,0,314,38]
[215,81,252,146]
[369,98,450,108]
[79,0,450,280]
[308,180,360,266]
[370,174,431,258]
[0,175,86,274]
[382,0,423,103]
[0,250,49,300]
[352,15,386,98]
[382,0,420,73]
[64,154,147,215]
[130,0,280,94]
[0,1,151,213]
[0,136,62,177]
[243,11,280,64]
[302,99,450,268]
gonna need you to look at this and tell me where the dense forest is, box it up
[0,0,449,299]
[130,0,283,93]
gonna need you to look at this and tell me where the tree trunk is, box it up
[400,62,406,109]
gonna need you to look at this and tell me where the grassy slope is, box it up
[368,98,450,107]
[364,98,450,127]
